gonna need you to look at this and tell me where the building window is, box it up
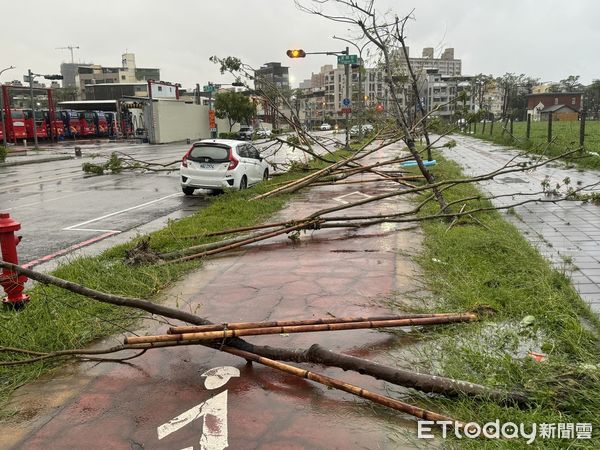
[571,97,575,105]
[554,98,558,105]
[121,75,126,80]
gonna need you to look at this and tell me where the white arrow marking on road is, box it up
[157,366,240,450]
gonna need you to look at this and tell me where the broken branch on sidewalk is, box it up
[124,313,478,345]
[0,261,529,410]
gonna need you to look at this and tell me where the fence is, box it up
[470,111,595,148]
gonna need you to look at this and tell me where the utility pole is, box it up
[28,69,39,149]
[0,66,15,147]
[344,46,350,149]
[333,36,369,139]
[56,45,80,64]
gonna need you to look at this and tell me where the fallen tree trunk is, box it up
[305,344,528,405]
[0,261,529,406]
[222,345,463,426]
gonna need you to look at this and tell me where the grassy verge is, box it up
[0,147,353,415]
[465,120,600,170]
[397,153,600,447]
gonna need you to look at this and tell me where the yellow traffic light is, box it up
[286,49,306,58]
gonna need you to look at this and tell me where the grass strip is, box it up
[399,152,600,448]
[0,147,353,415]
[465,120,600,170]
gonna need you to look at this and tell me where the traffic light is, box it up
[286,49,306,58]
[44,74,64,80]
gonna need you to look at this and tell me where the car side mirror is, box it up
[259,153,264,161]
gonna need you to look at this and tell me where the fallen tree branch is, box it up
[125,314,478,345]
[222,345,464,426]
[0,261,528,405]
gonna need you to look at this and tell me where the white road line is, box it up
[4,192,83,211]
[63,193,179,230]
[333,191,372,205]
[64,228,122,233]
[0,174,79,192]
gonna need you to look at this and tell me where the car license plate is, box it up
[199,163,215,169]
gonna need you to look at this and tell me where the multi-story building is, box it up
[296,47,463,125]
[419,69,476,119]
[60,62,93,88]
[254,62,290,126]
[390,47,462,78]
[300,63,391,124]
[254,62,290,92]
[69,53,160,99]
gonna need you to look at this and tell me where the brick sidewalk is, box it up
[441,134,600,313]
[2,141,427,450]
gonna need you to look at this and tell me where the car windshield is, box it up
[189,144,230,162]
[11,111,25,120]
[240,127,252,131]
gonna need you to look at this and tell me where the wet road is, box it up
[1,142,205,265]
[0,134,339,266]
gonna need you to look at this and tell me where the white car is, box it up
[180,139,270,195]
[256,128,272,138]
[320,123,332,131]
[350,123,374,136]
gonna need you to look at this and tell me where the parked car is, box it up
[180,139,270,195]
[238,125,253,140]
[255,128,272,138]
[320,123,332,131]
[350,124,374,136]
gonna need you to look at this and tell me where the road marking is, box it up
[0,174,79,192]
[333,190,372,204]
[63,193,179,230]
[157,366,239,450]
[4,192,84,211]
[64,227,122,233]
[22,231,119,269]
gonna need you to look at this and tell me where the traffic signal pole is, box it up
[344,47,350,150]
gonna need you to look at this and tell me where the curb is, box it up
[0,155,74,168]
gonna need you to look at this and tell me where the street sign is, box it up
[342,98,351,107]
[203,84,216,93]
[208,110,216,129]
[337,54,358,65]
[341,107,352,114]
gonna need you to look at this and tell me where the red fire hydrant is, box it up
[0,213,30,308]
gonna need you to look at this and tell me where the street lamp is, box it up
[333,35,370,139]
[26,69,63,149]
[0,65,15,147]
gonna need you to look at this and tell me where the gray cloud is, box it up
[1,0,598,88]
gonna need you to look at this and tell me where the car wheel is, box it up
[263,169,269,181]
[239,176,247,190]
[182,186,195,196]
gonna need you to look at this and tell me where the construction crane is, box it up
[56,45,80,64]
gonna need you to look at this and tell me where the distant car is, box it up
[320,123,332,131]
[255,128,272,138]
[238,125,253,140]
[350,124,374,136]
[180,139,270,195]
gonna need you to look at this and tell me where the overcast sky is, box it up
[2,0,599,89]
